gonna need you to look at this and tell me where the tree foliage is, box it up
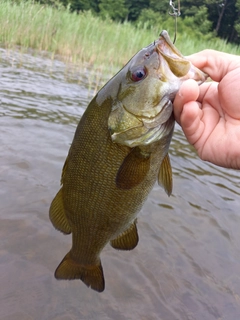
[99,0,128,21]
[32,0,240,43]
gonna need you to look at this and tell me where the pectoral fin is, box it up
[116,147,150,189]
[110,219,138,250]
[158,153,173,196]
[49,188,71,234]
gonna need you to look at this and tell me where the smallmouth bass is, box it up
[49,30,207,292]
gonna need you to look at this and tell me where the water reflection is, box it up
[1,48,240,320]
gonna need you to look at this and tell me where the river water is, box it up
[1,48,240,320]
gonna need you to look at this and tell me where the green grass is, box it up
[0,0,239,73]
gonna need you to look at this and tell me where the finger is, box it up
[173,79,199,123]
[180,101,204,146]
[186,50,240,83]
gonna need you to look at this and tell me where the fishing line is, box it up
[168,0,181,44]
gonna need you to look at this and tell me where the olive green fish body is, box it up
[50,97,174,291]
[49,30,207,292]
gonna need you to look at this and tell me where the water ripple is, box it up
[1,48,240,320]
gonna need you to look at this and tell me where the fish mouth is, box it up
[157,30,184,60]
[155,30,208,83]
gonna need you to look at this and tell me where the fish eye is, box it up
[131,67,147,82]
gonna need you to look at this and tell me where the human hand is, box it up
[173,49,240,169]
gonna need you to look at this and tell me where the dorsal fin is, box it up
[49,188,71,234]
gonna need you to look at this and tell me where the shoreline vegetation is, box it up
[0,0,240,75]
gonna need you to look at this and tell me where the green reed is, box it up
[0,0,239,72]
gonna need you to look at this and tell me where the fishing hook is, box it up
[168,0,181,44]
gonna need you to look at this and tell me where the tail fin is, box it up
[54,252,105,292]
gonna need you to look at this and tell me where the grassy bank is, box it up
[0,0,239,71]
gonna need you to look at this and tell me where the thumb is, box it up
[173,79,199,124]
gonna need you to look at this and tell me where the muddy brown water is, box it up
[1,48,240,320]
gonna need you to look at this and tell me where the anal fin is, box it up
[49,188,71,234]
[110,219,139,250]
[55,252,105,292]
